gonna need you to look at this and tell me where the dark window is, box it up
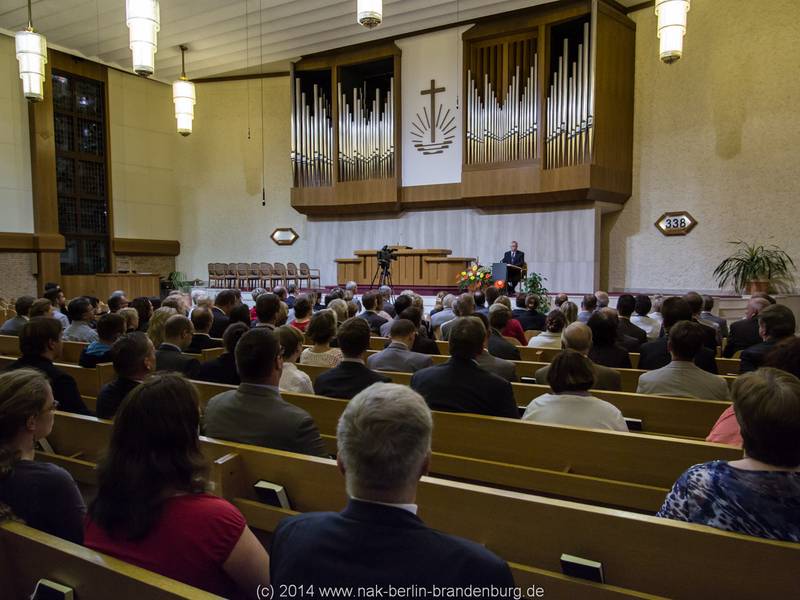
[52,71,110,274]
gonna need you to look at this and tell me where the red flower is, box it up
[495,280,506,289]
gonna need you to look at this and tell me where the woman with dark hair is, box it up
[195,323,249,386]
[522,350,627,431]
[85,373,269,596]
[228,303,253,328]
[662,368,800,542]
[300,310,343,368]
[0,369,86,542]
[130,296,153,332]
[277,325,314,394]
[527,310,567,348]
[290,295,313,332]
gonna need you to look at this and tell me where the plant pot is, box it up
[746,279,770,294]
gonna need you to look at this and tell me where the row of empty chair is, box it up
[207,262,320,289]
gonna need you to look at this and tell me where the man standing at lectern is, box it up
[502,241,525,295]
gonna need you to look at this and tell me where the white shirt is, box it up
[522,393,628,431]
[527,330,562,348]
[279,362,314,394]
[631,314,661,340]
[352,496,418,515]
[300,347,343,368]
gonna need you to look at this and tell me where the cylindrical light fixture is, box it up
[15,0,47,102]
[126,0,160,76]
[172,46,196,136]
[655,0,690,64]
[357,0,382,29]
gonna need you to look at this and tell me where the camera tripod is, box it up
[370,261,394,293]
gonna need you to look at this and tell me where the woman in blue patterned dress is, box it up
[658,367,800,542]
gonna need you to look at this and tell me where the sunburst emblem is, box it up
[411,79,455,155]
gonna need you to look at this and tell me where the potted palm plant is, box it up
[713,241,796,294]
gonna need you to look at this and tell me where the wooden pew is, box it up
[0,334,20,357]
[294,362,728,439]
[62,340,87,363]
[42,413,800,599]
[202,347,226,361]
[0,355,113,398]
[0,521,222,599]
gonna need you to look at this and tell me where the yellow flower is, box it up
[470,275,475,280]
[461,271,466,276]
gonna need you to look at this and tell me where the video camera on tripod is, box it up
[376,245,398,267]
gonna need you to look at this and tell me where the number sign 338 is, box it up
[655,211,697,236]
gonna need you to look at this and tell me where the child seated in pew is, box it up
[522,350,628,432]
[0,369,86,543]
[659,368,800,543]
[85,373,270,597]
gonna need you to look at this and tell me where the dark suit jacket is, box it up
[155,344,201,378]
[723,317,761,358]
[358,311,388,335]
[694,318,718,351]
[516,310,546,332]
[588,344,632,369]
[501,250,525,282]
[411,335,440,355]
[410,357,518,419]
[204,383,326,457]
[382,301,396,318]
[619,318,647,347]
[96,377,140,419]
[740,339,782,373]
[638,337,718,374]
[195,352,240,386]
[208,307,230,339]
[314,361,391,400]
[270,500,514,588]
[186,333,224,355]
[5,355,90,415]
[78,347,113,368]
[488,329,521,361]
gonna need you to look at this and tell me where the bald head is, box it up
[746,297,771,319]
[562,322,593,355]
[595,290,609,308]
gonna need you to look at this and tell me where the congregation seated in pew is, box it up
[515,293,547,332]
[155,315,201,378]
[527,309,566,349]
[277,325,314,394]
[195,322,249,386]
[637,321,729,401]
[367,319,433,373]
[290,294,313,333]
[587,310,633,369]
[62,297,98,343]
[209,289,237,338]
[470,313,517,382]
[145,305,178,347]
[357,290,387,335]
[96,332,155,420]
[204,328,326,457]
[118,306,140,333]
[630,294,660,340]
[659,367,800,543]
[4,318,90,415]
[0,296,34,337]
[684,291,719,351]
[270,383,515,589]
[723,297,770,358]
[440,293,474,341]
[534,322,621,391]
[130,296,153,333]
[78,313,125,368]
[739,304,796,373]
[378,292,412,337]
[0,369,86,543]
[487,304,521,360]
[399,306,440,355]
[522,350,628,432]
[616,294,648,348]
[187,306,223,354]
[411,317,518,419]
[85,373,270,596]
[300,310,343,368]
[314,318,390,400]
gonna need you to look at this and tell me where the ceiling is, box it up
[0,0,643,83]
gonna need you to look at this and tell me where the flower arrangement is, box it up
[457,263,494,291]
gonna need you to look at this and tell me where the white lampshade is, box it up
[126,0,160,76]
[173,79,196,136]
[655,0,690,64]
[15,30,47,102]
[357,0,382,29]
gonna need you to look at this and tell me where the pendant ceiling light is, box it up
[126,0,160,76]
[15,0,48,102]
[357,0,382,29]
[172,45,196,136]
[655,0,690,64]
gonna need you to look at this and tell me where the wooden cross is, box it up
[420,79,446,143]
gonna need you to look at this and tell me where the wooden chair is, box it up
[249,262,262,289]
[235,263,250,289]
[299,262,321,288]
[259,262,281,289]
[224,263,238,288]
[272,262,288,287]
[0,335,20,357]
[207,263,222,288]
[0,521,220,600]
[285,262,302,288]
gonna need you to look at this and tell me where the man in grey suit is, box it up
[700,295,728,339]
[441,294,475,341]
[0,296,34,336]
[471,313,517,382]
[203,328,327,457]
[367,319,433,373]
[430,294,456,330]
[534,322,621,391]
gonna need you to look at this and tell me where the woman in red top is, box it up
[290,295,313,333]
[494,297,527,346]
[85,373,269,598]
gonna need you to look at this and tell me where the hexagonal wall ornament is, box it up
[270,228,299,246]
[655,211,697,237]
